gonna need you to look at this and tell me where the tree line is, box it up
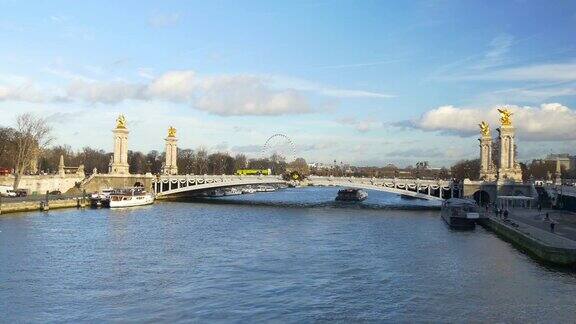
[2,113,573,182]
[0,114,309,177]
[450,158,576,181]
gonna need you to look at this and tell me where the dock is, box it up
[0,197,87,216]
[480,210,576,267]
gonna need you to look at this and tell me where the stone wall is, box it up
[81,174,155,193]
[0,174,85,194]
[462,180,536,205]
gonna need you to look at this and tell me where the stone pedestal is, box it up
[497,125,522,182]
[110,127,130,174]
[162,136,178,175]
[479,135,497,181]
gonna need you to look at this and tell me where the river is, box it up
[1,187,576,322]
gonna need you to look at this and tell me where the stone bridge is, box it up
[307,176,456,201]
[154,175,458,201]
[154,175,286,198]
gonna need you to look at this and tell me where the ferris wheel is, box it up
[261,134,296,162]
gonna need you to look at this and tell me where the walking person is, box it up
[550,221,556,233]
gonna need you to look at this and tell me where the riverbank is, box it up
[479,213,576,267]
[0,198,87,216]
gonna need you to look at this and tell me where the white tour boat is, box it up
[242,186,257,194]
[109,188,155,208]
[256,185,276,192]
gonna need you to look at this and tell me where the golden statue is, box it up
[479,121,490,136]
[497,108,513,126]
[168,126,177,137]
[116,114,127,129]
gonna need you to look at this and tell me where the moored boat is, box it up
[256,185,275,192]
[242,186,257,194]
[224,187,242,196]
[89,188,114,208]
[441,198,480,230]
[335,188,368,202]
[109,187,154,208]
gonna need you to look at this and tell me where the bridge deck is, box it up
[154,175,456,201]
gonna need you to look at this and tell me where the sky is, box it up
[1,0,576,167]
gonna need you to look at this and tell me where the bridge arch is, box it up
[153,175,456,202]
[306,176,454,201]
[473,190,491,206]
[154,175,287,197]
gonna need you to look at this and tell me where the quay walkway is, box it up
[508,209,576,242]
[481,209,576,267]
[0,195,88,215]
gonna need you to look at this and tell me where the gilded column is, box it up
[110,114,130,174]
[162,126,178,175]
[496,108,522,182]
[478,121,496,181]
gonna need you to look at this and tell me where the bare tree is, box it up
[195,147,208,175]
[233,153,247,171]
[288,157,309,175]
[13,113,52,188]
[0,127,17,168]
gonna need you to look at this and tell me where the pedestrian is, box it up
[544,213,550,221]
[503,210,509,219]
[550,222,555,233]
[538,204,542,212]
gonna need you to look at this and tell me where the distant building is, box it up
[308,162,333,170]
[545,153,574,171]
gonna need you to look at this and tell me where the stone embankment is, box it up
[480,214,576,267]
[0,197,87,216]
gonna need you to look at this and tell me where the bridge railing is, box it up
[153,174,286,196]
[307,176,456,200]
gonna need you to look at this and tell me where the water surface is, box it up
[1,187,575,322]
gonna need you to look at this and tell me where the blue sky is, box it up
[2,0,576,166]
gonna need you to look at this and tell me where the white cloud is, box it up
[269,75,395,99]
[486,84,576,103]
[0,82,49,102]
[452,61,576,82]
[148,13,181,28]
[336,117,382,132]
[387,147,445,158]
[0,69,393,116]
[473,34,514,70]
[67,80,145,104]
[147,70,196,101]
[60,71,311,116]
[404,103,576,141]
[196,75,311,116]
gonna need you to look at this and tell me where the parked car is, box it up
[1,190,17,198]
[0,185,17,197]
[15,189,28,197]
[49,190,62,196]
[0,167,12,176]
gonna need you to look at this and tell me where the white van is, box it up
[0,185,17,197]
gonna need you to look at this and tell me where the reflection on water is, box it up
[185,186,441,209]
[1,187,575,322]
